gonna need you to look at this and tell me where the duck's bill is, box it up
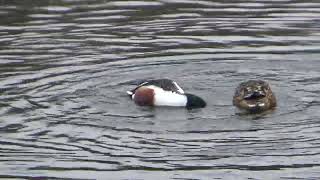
[243,91,266,100]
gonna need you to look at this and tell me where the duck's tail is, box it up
[126,90,133,97]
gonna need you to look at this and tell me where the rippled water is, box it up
[0,0,320,179]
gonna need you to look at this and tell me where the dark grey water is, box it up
[0,0,320,179]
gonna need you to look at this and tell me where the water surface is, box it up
[0,0,320,179]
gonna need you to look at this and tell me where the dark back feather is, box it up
[130,79,184,94]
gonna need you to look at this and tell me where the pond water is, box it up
[0,0,320,179]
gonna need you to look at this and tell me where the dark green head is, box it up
[185,93,206,109]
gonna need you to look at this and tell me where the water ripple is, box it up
[0,0,320,179]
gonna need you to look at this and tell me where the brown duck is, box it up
[233,80,276,113]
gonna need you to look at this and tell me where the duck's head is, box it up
[233,80,276,113]
[185,93,206,109]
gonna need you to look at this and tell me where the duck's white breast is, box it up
[149,86,187,107]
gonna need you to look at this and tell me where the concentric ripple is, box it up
[0,0,320,179]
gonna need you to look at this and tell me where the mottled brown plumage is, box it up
[233,80,276,113]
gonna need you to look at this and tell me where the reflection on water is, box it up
[0,0,320,179]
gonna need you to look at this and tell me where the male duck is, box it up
[233,80,276,113]
[127,79,206,109]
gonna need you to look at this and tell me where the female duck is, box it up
[127,79,206,109]
[233,80,276,113]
